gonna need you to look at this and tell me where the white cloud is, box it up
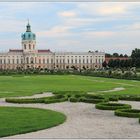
[58,11,77,17]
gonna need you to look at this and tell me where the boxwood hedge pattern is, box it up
[5,98,45,104]
[115,109,140,118]
[5,92,108,104]
[95,102,132,110]
[118,95,140,101]
[79,94,108,104]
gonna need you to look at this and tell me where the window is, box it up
[43,59,45,64]
[83,59,85,63]
[21,59,23,64]
[31,57,34,64]
[29,44,31,50]
[26,57,29,64]
[47,59,49,64]
[51,59,53,63]
[90,59,92,63]
[71,59,73,63]
[39,59,41,64]
[24,44,26,49]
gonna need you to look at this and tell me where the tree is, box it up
[120,54,123,57]
[113,53,119,57]
[131,48,140,68]
[131,48,140,58]
[105,53,112,57]
[124,54,128,57]
[102,61,107,68]
[108,59,115,68]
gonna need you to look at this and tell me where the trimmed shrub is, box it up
[6,98,45,104]
[44,95,68,104]
[69,97,79,102]
[115,109,140,118]
[95,102,131,110]
[6,94,67,104]
[108,96,119,101]
[79,97,107,104]
[119,95,140,101]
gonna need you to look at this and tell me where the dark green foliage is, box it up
[119,95,140,101]
[108,96,119,101]
[6,94,68,104]
[131,48,140,68]
[69,97,79,102]
[6,98,45,104]
[44,95,68,104]
[115,109,140,118]
[95,103,131,110]
[79,94,107,104]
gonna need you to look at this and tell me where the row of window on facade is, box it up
[24,44,35,50]
[55,55,104,58]
[0,58,104,64]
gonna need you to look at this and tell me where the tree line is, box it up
[103,48,140,68]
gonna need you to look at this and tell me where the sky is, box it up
[0,2,140,55]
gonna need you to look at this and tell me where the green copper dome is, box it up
[21,22,36,41]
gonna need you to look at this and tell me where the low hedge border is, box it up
[119,95,140,101]
[95,102,132,110]
[115,109,140,118]
[69,97,79,102]
[5,94,67,104]
[5,98,45,104]
[79,95,108,104]
[44,94,68,104]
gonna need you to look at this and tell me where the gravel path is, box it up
[1,94,140,139]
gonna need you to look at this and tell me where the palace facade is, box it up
[0,22,105,70]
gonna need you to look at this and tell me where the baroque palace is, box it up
[0,22,105,70]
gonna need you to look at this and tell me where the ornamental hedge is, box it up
[6,98,45,104]
[6,94,67,104]
[95,102,132,110]
[115,109,140,118]
[44,94,68,104]
[79,94,108,104]
[69,97,79,102]
[119,95,140,101]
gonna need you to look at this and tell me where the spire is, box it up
[26,19,31,32]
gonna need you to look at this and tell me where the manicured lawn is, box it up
[0,106,66,137]
[0,75,140,98]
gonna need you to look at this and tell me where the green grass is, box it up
[0,106,66,137]
[0,75,140,98]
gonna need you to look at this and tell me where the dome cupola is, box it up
[21,21,37,53]
[21,21,36,41]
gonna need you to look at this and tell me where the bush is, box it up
[44,95,68,104]
[6,94,67,104]
[119,95,140,101]
[6,98,45,104]
[95,103,131,110]
[69,97,79,102]
[115,109,140,118]
[79,94,108,104]
[108,96,119,101]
